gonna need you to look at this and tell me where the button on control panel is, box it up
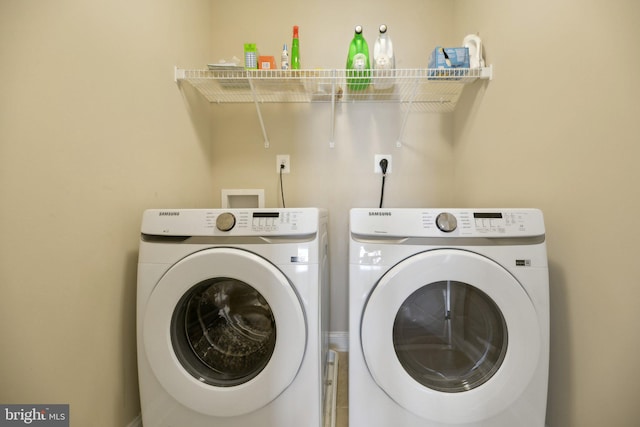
[473,211,528,234]
[216,212,236,231]
[252,212,280,232]
[435,212,458,232]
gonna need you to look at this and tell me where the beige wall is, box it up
[2,0,639,426]
[208,0,459,340]
[0,0,211,425]
[453,0,640,426]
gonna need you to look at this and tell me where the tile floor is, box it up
[335,352,348,427]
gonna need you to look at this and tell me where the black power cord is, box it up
[379,158,388,208]
[279,163,286,208]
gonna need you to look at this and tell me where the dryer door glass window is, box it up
[171,277,276,387]
[393,281,507,393]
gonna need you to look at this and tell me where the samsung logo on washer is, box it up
[158,212,180,216]
[369,211,392,216]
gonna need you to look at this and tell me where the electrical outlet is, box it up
[276,155,290,174]
[374,154,392,174]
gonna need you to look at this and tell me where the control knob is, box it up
[436,212,457,232]
[216,212,236,232]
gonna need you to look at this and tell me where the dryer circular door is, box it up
[143,247,306,417]
[361,249,541,424]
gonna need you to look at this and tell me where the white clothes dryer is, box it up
[137,208,330,427]
[349,208,549,427]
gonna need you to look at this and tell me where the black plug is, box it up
[379,158,389,175]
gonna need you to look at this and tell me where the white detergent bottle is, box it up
[373,24,395,90]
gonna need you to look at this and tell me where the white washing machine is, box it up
[137,208,330,427]
[349,208,549,427]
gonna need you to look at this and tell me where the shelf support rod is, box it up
[396,77,421,148]
[329,69,337,148]
[247,76,270,148]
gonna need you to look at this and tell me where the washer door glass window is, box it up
[360,249,542,424]
[143,247,306,417]
[172,277,276,387]
[393,280,507,393]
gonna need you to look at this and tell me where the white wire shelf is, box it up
[174,66,492,147]
[175,67,492,111]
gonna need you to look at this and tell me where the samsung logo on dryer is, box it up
[369,211,392,216]
[158,211,180,216]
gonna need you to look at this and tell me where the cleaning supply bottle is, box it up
[346,25,371,91]
[373,24,395,90]
[291,26,301,69]
[281,43,289,70]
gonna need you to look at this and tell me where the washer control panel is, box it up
[142,208,322,236]
[351,208,545,238]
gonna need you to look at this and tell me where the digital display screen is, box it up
[473,212,503,219]
[252,212,280,218]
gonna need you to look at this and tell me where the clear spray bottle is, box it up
[281,43,289,70]
[373,24,395,90]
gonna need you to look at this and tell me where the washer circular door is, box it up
[361,249,541,424]
[144,247,306,417]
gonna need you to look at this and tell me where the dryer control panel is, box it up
[142,208,324,237]
[350,208,545,238]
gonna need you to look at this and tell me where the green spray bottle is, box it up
[291,25,301,69]
[346,25,371,91]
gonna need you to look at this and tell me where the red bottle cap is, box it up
[293,25,299,38]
